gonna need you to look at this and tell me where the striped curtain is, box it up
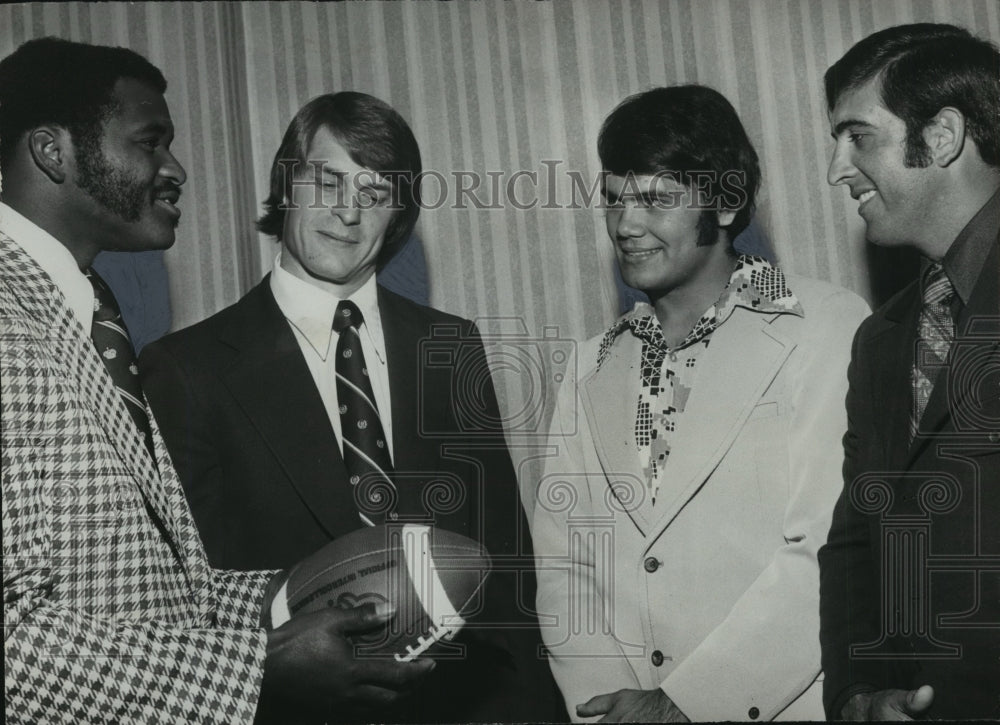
[3,1,998,478]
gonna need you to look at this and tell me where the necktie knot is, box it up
[629,313,669,352]
[922,263,954,308]
[86,268,123,325]
[333,300,363,333]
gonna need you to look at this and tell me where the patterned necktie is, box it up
[333,300,396,526]
[910,263,955,440]
[86,268,155,458]
[620,307,717,503]
[628,313,671,498]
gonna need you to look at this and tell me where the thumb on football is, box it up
[327,602,397,634]
[903,685,934,714]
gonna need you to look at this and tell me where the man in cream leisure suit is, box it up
[531,85,871,722]
[1,38,433,723]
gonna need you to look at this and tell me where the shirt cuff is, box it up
[260,569,290,628]
[831,683,878,720]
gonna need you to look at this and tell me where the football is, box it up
[272,524,492,662]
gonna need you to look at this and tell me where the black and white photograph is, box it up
[2,1,998,722]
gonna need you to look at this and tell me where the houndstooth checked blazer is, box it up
[1,231,272,724]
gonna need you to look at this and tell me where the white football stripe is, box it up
[271,579,291,627]
[400,525,465,638]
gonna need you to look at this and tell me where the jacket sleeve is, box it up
[139,338,229,560]
[659,290,872,721]
[530,351,642,721]
[211,569,278,630]
[818,319,895,718]
[2,337,267,725]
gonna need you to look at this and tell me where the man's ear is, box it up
[924,108,965,167]
[27,126,73,184]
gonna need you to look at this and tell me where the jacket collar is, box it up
[598,255,803,366]
[583,294,796,536]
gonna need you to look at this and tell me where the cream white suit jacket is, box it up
[531,273,870,722]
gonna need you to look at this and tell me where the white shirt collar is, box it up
[0,201,94,333]
[270,250,385,362]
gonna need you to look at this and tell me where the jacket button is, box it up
[643,557,659,573]
[748,706,760,719]
[651,650,664,666]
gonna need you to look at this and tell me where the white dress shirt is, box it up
[269,253,394,459]
[0,202,94,333]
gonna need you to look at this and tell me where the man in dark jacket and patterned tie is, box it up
[140,91,563,723]
[819,23,1000,721]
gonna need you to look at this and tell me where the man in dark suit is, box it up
[819,23,1000,721]
[140,92,561,723]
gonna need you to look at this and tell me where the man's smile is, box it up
[317,230,357,244]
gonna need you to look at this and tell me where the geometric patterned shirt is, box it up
[597,255,804,502]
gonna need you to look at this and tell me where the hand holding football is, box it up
[272,524,492,662]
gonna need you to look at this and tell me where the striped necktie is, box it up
[86,268,155,458]
[910,263,955,440]
[333,300,397,526]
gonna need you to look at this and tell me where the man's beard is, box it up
[75,139,149,224]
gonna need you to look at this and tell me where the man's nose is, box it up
[334,199,362,225]
[827,141,853,187]
[615,203,645,238]
[160,150,187,187]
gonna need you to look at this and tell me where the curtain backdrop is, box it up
[3,0,998,480]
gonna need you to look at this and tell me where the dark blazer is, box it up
[818,237,1000,720]
[140,278,564,723]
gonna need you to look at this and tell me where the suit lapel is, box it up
[866,290,920,471]
[2,239,175,518]
[581,332,652,535]
[378,286,425,473]
[649,311,794,535]
[66,322,180,531]
[220,280,360,538]
[1,235,196,580]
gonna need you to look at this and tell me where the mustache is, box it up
[154,182,183,200]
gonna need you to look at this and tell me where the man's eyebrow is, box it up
[320,166,391,190]
[832,119,875,138]
[133,121,171,136]
[320,166,348,179]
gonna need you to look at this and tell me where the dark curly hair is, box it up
[0,37,166,173]
[598,84,761,242]
[825,23,1000,168]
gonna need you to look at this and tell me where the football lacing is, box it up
[394,622,461,662]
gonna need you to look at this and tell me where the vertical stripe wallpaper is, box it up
[3,1,998,475]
